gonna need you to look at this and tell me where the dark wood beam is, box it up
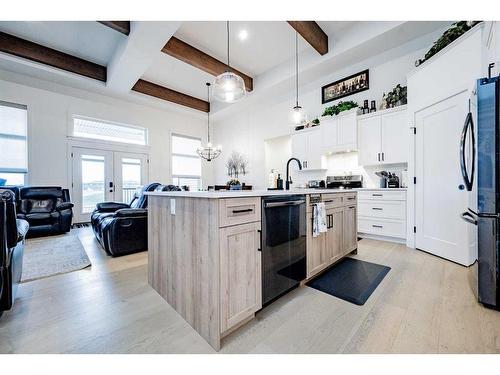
[132,79,209,112]
[98,21,130,36]
[0,31,107,82]
[287,21,328,55]
[162,37,253,91]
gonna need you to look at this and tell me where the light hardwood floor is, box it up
[0,228,498,353]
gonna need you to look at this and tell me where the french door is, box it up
[72,147,149,223]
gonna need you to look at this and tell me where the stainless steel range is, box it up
[326,175,363,189]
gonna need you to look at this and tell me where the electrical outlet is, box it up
[170,199,175,215]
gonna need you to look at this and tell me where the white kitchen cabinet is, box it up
[357,189,407,242]
[291,128,326,170]
[321,109,357,153]
[357,106,408,166]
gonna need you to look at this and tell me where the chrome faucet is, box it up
[286,158,302,190]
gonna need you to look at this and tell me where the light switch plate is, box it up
[170,199,175,215]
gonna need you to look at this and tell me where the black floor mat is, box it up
[306,257,390,305]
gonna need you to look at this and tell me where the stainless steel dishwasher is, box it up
[261,195,306,306]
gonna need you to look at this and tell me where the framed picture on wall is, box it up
[321,69,369,104]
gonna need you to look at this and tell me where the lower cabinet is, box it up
[306,211,327,278]
[326,207,343,263]
[306,193,358,279]
[219,221,262,333]
[343,204,358,252]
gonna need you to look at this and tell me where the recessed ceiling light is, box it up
[238,29,248,41]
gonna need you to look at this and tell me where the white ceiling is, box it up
[0,21,124,66]
[0,21,452,116]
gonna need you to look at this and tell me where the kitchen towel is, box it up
[313,202,327,237]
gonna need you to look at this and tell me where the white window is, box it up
[171,134,202,191]
[72,116,148,146]
[0,101,28,186]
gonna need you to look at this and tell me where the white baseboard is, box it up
[358,232,406,245]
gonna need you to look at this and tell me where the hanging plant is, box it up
[322,100,358,117]
[415,21,482,67]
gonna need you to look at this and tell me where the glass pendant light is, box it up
[289,31,308,126]
[213,21,246,103]
[197,83,222,162]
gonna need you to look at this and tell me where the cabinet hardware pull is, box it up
[372,207,383,210]
[382,152,385,161]
[372,194,383,197]
[257,229,262,251]
[323,200,334,203]
[372,225,383,228]
[232,208,253,214]
[349,206,356,209]
[347,197,355,200]
[377,153,380,162]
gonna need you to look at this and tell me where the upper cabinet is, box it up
[321,108,358,153]
[291,127,326,170]
[357,106,409,166]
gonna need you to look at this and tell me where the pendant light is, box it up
[213,21,246,103]
[289,31,308,126]
[197,83,222,162]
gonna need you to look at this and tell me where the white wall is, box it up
[213,38,431,189]
[0,73,212,189]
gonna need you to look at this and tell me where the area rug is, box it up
[21,234,91,282]
[306,257,390,305]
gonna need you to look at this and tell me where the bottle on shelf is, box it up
[276,174,283,190]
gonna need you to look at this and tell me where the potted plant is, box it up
[385,84,407,108]
[227,179,242,190]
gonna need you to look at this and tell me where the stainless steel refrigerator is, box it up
[461,75,500,310]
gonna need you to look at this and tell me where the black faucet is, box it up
[285,158,302,190]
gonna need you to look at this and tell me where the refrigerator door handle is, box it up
[460,112,475,191]
[461,211,478,225]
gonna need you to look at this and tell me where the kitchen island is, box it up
[146,189,357,350]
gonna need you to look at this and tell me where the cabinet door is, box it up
[381,110,409,164]
[306,212,327,278]
[220,221,262,333]
[292,132,308,166]
[357,116,382,166]
[326,208,344,263]
[306,128,324,170]
[343,205,357,253]
[320,117,338,151]
[337,112,357,150]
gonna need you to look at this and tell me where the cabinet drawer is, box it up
[219,198,261,227]
[321,194,343,209]
[358,217,406,238]
[358,200,405,220]
[343,193,357,206]
[357,190,406,201]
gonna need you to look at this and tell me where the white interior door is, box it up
[415,90,473,265]
[113,152,149,204]
[72,147,114,223]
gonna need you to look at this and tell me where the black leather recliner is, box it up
[14,187,73,237]
[91,183,162,257]
[0,189,29,318]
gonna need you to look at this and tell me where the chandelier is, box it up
[197,83,222,161]
[213,21,246,103]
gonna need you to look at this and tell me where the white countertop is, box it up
[146,187,406,199]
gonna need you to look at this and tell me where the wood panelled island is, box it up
[146,190,357,350]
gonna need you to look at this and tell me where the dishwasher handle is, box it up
[265,200,305,208]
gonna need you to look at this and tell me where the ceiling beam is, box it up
[0,31,106,82]
[98,21,131,36]
[132,79,209,112]
[287,21,328,55]
[162,36,253,91]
